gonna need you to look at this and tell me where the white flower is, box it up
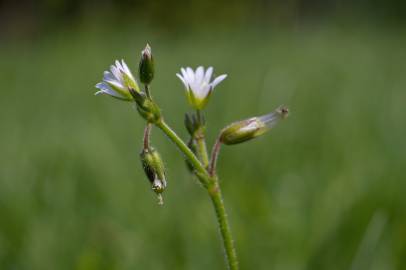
[176,66,227,109]
[95,60,140,101]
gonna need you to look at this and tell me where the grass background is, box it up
[1,23,406,269]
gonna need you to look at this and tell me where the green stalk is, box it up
[155,118,239,269]
[195,110,210,167]
[208,181,239,270]
[155,119,209,186]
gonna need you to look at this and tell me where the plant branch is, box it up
[143,123,152,149]
[195,110,209,168]
[145,85,152,99]
[209,136,222,176]
[155,119,210,186]
[155,118,238,270]
[209,181,239,270]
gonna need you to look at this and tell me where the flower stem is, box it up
[143,123,152,149]
[195,110,209,168]
[145,85,152,99]
[209,136,222,176]
[155,118,238,269]
[209,180,239,270]
[155,119,209,186]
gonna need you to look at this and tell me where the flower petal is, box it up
[103,71,115,82]
[95,82,125,98]
[195,66,204,84]
[210,74,227,88]
[110,64,121,80]
[176,73,188,89]
[186,67,195,82]
[204,67,213,83]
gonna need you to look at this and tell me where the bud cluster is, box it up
[95,43,289,206]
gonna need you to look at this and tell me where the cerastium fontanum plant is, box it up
[95,44,289,270]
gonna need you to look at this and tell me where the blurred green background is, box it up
[1,1,406,269]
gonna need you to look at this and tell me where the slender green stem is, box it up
[155,119,209,186]
[195,110,209,168]
[195,134,209,167]
[145,85,152,99]
[143,123,152,149]
[209,181,239,270]
[155,118,238,270]
[209,136,222,176]
[193,119,238,270]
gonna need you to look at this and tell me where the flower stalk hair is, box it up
[95,44,289,270]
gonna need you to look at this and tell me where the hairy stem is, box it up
[155,118,238,270]
[155,119,209,186]
[195,110,209,167]
[195,134,209,167]
[209,181,239,270]
[194,124,238,270]
[145,85,152,99]
[209,137,222,176]
[143,123,152,149]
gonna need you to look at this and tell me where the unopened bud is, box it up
[184,112,205,136]
[219,106,289,145]
[139,44,155,85]
[140,147,167,203]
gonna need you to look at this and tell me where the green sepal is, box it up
[129,88,161,123]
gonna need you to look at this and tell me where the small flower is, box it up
[95,60,140,101]
[219,106,289,145]
[176,66,227,109]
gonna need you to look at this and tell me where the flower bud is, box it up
[139,44,155,85]
[184,112,205,136]
[219,106,289,145]
[140,147,167,196]
[129,88,161,123]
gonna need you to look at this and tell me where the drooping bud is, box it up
[139,44,155,85]
[219,106,289,145]
[129,88,161,123]
[140,147,167,204]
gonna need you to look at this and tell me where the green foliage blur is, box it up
[1,1,406,269]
